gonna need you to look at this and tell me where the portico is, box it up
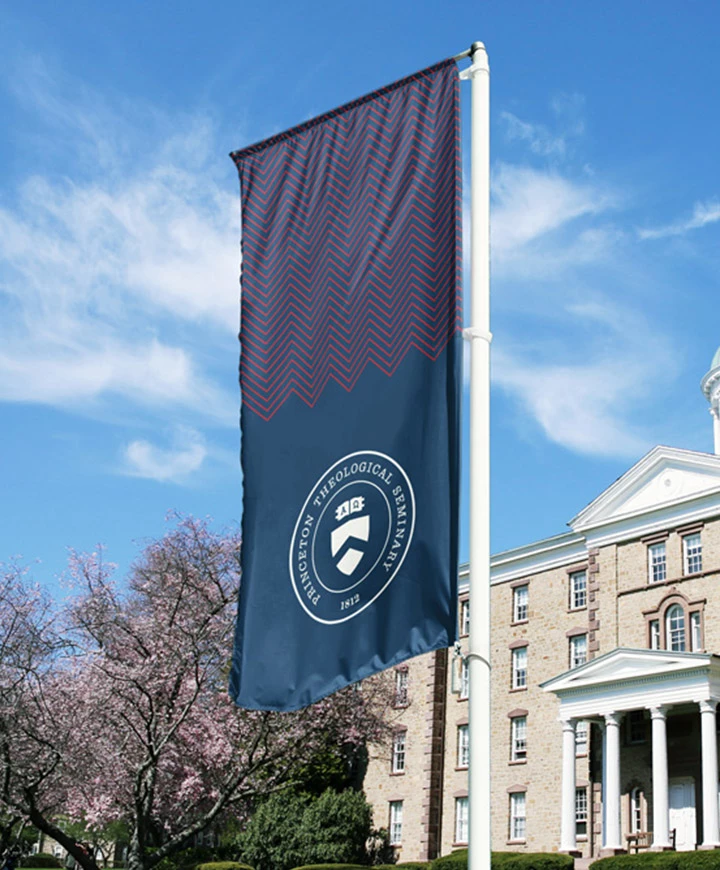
[542,648,720,855]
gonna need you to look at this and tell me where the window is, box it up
[389,801,403,845]
[575,787,588,838]
[391,730,406,773]
[569,634,588,669]
[691,611,702,651]
[511,715,527,762]
[509,792,526,841]
[575,720,589,756]
[394,668,409,707]
[630,787,643,834]
[649,619,660,650]
[570,570,587,610]
[455,796,469,844]
[513,585,529,622]
[512,647,527,690]
[648,542,667,583]
[460,599,470,636]
[627,710,646,744]
[684,533,702,575]
[457,724,469,768]
[460,657,469,699]
[666,604,686,652]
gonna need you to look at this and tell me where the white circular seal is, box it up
[289,450,416,624]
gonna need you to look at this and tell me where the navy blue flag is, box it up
[230,59,461,711]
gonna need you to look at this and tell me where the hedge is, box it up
[196,864,255,870]
[290,865,368,870]
[593,853,720,870]
[20,857,61,868]
[430,851,573,870]
[376,864,430,870]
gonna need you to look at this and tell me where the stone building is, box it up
[363,348,720,861]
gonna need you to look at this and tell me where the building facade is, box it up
[363,350,720,860]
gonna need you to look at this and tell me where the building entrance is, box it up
[669,777,696,851]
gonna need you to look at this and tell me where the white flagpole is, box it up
[462,40,491,870]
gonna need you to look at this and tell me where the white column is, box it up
[650,705,671,849]
[560,718,578,852]
[603,712,622,850]
[700,699,720,847]
[712,407,720,456]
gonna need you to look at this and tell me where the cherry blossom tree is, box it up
[0,519,392,870]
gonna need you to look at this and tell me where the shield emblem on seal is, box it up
[330,515,370,577]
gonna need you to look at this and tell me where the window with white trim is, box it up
[391,730,406,773]
[455,796,469,844]
[570,570,587,609]
[648,541,667,583]
[575,720,589,756]
[457,724,469,768]
[460,599,470,636]
[575,787,588,837]
[511,715,527,762]
[569,634,588,669]
[683,533,702,575]
[460,657,469,699]
[393,668,408,707]
[666,604,686,652]
[389,801,403,845]
[513,585,528,622]
[512,647,527,690]
[509,792,526,841]
[691,611,702,651]
[649,619,660,650]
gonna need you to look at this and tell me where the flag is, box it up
[230,58,462,711]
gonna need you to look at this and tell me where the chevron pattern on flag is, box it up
[232,59,461,421]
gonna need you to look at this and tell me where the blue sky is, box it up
[2,0,720,591]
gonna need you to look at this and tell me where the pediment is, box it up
[541,647,712,695]
[571,446,720,532]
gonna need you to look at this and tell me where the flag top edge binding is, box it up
[229,57,457,164]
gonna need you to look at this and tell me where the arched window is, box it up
[666,605,686,652]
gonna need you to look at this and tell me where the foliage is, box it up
[19,857,61,868]
[592,853,720,869]
[238,789,377,870]
[196,863,254,870]
[0,519,394,870]
[431,853,573,870]
[289,866,368,870]
[375,864,426,870]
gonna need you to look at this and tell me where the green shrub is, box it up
[20,856,61,868]
[431,850,467,870]
[593,855,720,870]
[375,864,427,870]
[490,854,574,870]
[197,863,254,870]
[431,852,572,870]
[290,866,368,870]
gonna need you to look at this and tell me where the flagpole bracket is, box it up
[462,327,493,344]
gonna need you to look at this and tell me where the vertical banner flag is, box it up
[230,59,461,711]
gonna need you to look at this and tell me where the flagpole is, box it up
[463,40,491,870]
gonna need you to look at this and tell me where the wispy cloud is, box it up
[638,199,720,239]
[0,58,240,426]
[500,93,585,159]
[123,427,207,482]
[493,301,677,459]
[490,163,619,280]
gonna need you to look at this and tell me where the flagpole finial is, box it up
[471,41,486,54]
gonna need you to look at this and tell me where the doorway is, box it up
[669,777,696,851]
